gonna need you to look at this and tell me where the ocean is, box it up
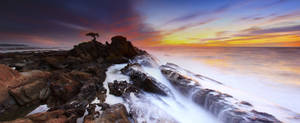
[146,47,300,122]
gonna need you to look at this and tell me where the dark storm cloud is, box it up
[0,0,159,46]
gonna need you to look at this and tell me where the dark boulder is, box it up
[105,36,145,64]
[121,63,170,96]
[49,100,87,119]
[0,64,21,107]
[71,62,107,81]
[0,66,52,121]
[68,40,106,62]
[47,70,106,106]
[75,79,105,103]
[108,80,139,97]
[110,36,138,58]
[83,103,111,123]
[97,103,110,111]
[0,64,25,121]
[68,36,145,64]
[48,71,83,105]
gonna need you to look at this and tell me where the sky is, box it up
[1,0,300,47]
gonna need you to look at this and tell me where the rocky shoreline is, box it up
[160,63,281,123]
[0,36,145,122]
[0,36,282,123]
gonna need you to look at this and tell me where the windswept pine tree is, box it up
[86,32,99,41]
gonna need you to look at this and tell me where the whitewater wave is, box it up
[89,54,299,123]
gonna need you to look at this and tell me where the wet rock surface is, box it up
[0,36,144,122]
[99,103,130,123]
[121,63,170,96]
[84,103,130,123]
[0,64,21,119]
[108,80,139,97]
[160,63,282,123]
[3,109,69,123]
[8,71,51,106]
[0,69,51,121]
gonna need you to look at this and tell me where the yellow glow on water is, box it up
[191,51,300,86]
[201,59,230,67]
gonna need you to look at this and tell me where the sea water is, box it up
[146,47,300,122]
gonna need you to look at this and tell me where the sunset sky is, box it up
[1,0,300,47]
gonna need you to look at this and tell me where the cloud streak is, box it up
[250,25,300,34]
[162,18,216,35]
[164,3,233,25]
[256,0,288,9]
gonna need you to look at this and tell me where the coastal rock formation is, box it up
[160,63,281,123]
[0,67,51,121]
[0,64,20,107]
[0,64,22,121]
[8,70,51,105]
[84,103,130,123]
[0,64,20,81]
[46,71,99,105]
[105,36,143,64]
[0,36,143,72]
[121,63,170,96]
[69,40,106,62]
[0,36,143,122]
[99,103,130,123]
[69,35,144,64]
[4,109,69,123]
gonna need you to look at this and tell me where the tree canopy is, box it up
[86,32,99,41]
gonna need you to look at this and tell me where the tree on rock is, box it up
[86,32,99,41]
